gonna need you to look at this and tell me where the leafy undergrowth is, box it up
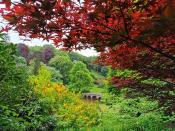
[89,86,175,131]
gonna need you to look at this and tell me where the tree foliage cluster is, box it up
[1,0,175,113]
[17,43,105,91]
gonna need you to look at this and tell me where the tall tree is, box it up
[69,61,93,92]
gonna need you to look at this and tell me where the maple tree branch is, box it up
[121,35,175,61]
[97,22,175,61]
[119,5,129,37]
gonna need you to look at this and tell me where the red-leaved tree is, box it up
[17,43,30,65]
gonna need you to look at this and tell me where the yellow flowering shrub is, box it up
[29,65,52,95]
[29,65,100,129]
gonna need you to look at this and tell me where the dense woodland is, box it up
[0,0,175,130]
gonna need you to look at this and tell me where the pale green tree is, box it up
[69,61,93,92]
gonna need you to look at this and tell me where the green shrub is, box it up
[0,43,29,107]
[141,78,168,87]
[93,96,169,131]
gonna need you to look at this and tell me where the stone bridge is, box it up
[82,93,102,101]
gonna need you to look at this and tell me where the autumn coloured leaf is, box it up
[13,5,26,16]
[0,0,11,9]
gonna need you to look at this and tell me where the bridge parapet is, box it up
[82,93,102,101]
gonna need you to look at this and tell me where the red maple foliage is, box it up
[1,0,174,59]
[0,0,11,9]
[0,0,175,113]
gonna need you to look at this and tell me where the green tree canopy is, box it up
[69,61,93,92]
[49,56,73,84]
